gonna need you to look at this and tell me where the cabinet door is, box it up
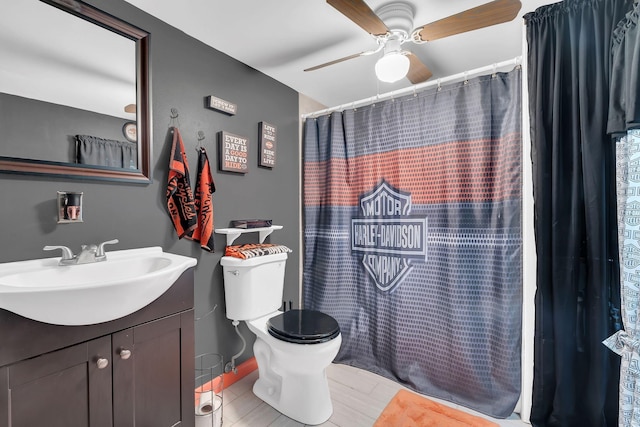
[0,335,112,427]
[113,310,194,427]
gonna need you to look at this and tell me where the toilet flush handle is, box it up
[228,270,239,276]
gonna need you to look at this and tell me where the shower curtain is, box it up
[303,68,522,418]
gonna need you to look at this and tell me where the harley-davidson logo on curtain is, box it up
[351,180,427,292]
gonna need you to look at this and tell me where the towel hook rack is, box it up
[196,130,206,151]
[168,107,181,128]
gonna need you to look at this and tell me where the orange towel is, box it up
[374,389,499,427]
[166,127,197,239]
[191,147,216,251]
[224,244,292,259]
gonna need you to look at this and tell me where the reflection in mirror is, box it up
[0,0,152,183]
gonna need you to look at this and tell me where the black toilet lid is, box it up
[267,309,340,344]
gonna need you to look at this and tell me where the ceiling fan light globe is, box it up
[375,52,410,83]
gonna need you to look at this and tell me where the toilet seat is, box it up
[267,309,340,344]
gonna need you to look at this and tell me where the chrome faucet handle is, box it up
[43,245,75,261]
[96,239,119,257]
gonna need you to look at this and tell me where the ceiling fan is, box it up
[304,0,522,84]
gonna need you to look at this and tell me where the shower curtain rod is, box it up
[301,56,522,119]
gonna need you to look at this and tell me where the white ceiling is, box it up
[124,0,558,109]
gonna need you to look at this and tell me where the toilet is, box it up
[221,252,342,425]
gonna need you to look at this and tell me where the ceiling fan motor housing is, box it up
[375,1,415,41]
[383,37,403,55]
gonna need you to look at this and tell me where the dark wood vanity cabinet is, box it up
[0,269,195,427]
[1,336,113,427]
[112,312,194,427]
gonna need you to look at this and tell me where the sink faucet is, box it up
[44,239,119,265]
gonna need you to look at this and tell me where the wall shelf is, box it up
[215,225,282,246]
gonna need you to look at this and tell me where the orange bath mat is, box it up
[374,389,499,427]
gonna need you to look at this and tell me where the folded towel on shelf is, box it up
[225,244,292,259]
[166,127,197,239]
[191,147,216,252]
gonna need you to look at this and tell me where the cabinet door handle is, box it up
[96,358,109,369]
[119,349,132,360]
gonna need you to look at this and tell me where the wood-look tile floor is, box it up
[221,363,529,427]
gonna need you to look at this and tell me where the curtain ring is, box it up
[515,56,522,70]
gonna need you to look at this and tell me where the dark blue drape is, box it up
[525,0,633,425]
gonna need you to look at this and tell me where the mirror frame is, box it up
[0,0,152,184]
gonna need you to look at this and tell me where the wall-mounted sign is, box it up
[206,95,237,115]
[259,122,277,168]
[218,131,248,173]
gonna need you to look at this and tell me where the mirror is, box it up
[0,0,151,183]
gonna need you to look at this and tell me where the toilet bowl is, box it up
[220,252,341,425]
[247,310,341,425]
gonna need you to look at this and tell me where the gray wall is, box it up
[0,0,300,367]
[0,93,131,163]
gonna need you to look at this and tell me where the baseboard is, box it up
[195,356,258,397]
[221,356,258,388]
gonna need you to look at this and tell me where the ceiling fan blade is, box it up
[413,0,522,42]
[304,49,377,72]
[327,0,389,36]
[406,53,433,84]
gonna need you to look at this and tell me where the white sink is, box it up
[0,247,197,325]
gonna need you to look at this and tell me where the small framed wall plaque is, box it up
[259,122,276,168]
[218,131,248,173]
[206,95,237,115]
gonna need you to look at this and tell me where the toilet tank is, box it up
[220,252,288,321]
